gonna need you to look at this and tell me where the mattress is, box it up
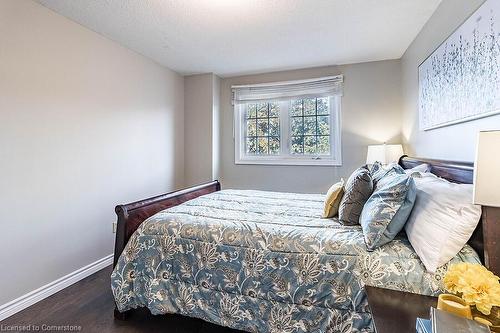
[111,189,480,332]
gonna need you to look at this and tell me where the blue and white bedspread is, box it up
[111,190,480,332]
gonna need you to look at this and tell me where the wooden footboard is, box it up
[113,180,221,268]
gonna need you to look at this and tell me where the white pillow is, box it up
[404,172,482,273]
[404,163,430,176]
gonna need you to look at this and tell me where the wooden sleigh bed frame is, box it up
[112,156,499,319]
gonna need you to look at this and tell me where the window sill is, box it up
[235,158,342,166]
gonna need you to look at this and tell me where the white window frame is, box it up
[234,96,342,166]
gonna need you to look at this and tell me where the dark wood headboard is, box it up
[399,156,499,275]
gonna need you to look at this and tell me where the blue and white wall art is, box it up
[419,0,500,130]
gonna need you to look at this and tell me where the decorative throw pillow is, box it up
[322,180,345,218]
[338,166,374,225]
[404,172,482,273]
[371,163,405,186]
[369,161,382,175]
[360,172,416,251]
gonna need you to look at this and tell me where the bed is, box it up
[111,156,500,332]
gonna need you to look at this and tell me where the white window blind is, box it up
[231,75,343,105]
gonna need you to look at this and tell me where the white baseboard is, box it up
[0,254,113,321]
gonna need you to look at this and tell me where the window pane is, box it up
[244,102,281,156]
[303,116,316,135]
[288,97,333,157]
[291,136,303,154]
[257,103,268,118]
[291,100,303,117]
[257,137,268,154]
[290,117,303,136]
[317,116,330,135]
[247,104,257,118]
[269,117,279,136]
[317,136,330,155]
[246,137,256,154]
[269,103,279,117]
[257,119,268,136]
[317,98,329,115]
[304,136,317,154]
[247,119,257,136]
[304,98,316,116]
[269,137,280,154]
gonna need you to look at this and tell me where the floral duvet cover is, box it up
[111,190,480,332]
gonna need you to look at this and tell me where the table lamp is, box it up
[473,130,500,276]
[366,143,404,165]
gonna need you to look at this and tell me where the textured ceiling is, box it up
[36,0,442,77]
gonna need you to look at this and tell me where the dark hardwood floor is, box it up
[1,266,242,332]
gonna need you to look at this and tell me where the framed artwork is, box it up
[419,0,500,131]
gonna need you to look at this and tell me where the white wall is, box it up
[220,60,403,193]
[0,0,184,306]
[401,0,500,161]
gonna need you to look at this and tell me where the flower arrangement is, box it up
[444,263,500,315]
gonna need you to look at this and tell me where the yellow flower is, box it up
[444,262,468,293]
[444,263,500,315]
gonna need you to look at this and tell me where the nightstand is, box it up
[365,286,437,333]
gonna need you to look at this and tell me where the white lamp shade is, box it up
[366,144,404,165]
[473,130,500,207]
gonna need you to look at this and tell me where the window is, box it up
[289,97,331,155]
[245,102,281,155]
[234,95,341,166]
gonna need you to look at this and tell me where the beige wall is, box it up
[184,73,222,186]
[220,60,403,193]
[212,75,222,181]
[184,74,214,186]
[0,0,184,306]
[401,0,500,161]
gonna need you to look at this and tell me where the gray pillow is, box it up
[360,171,416,250]
[338,166,374,225]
